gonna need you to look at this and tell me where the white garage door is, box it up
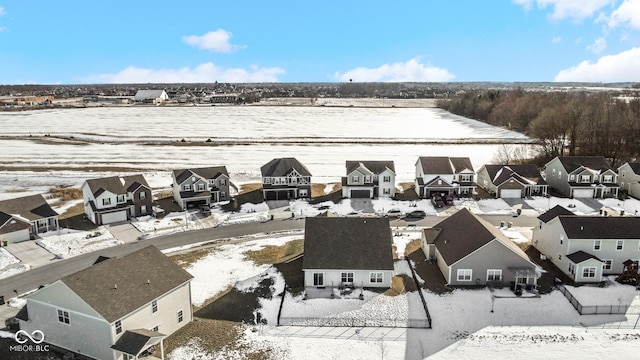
[572,189,594,198]
[4,229,30,243]
[101,210,128,224]
[500,189,522,198]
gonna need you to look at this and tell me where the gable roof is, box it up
[417,157,473,175]
[566,250,601,264]
[555,156,613,173]
[0,194,58,221]
[559,216,640,239]
[261,157,312,177]
[303,217,393,271]
[0,210,31,234]
[173,166,229,184]
[111,329,165,356]
[60,246,193,323]
[345,161,395,175]
[85,175,150,197]
[0,211,11,228]
[483,164,546,186]
[622,162,640,174]
[537,205,574,223]
[429,208,531,266]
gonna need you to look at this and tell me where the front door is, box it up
[313,273,324,286]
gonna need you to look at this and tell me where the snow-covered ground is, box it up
[0,248,29,280]
[0,248,19,270]
[36,226,121,259]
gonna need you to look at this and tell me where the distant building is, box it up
[134,90,169,104]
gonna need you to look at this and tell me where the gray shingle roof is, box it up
[567,251,601,264]
[303,217,393,271]
[417,157,473,174]
[556,156,613,172]
[345,161,395,175]
[134,90,166,100]
[0,194,58,221]
[86,175,150,197]
[173,166,229,184]
[61,246,192,323]
[261,158,312,177]
[537,205,574,223]
[484,164,546,186]
[559,216,640,239]
[626,162,640,174]
[111,329,165,355]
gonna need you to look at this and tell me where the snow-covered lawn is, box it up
[526,197,598,215]
[36,226,121,259]
[499,226,531,244]
[601,197,640,216]
[0,248,20,270]
[0,263,30,280]
[564,277,637,307]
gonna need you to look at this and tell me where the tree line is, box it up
[437,89,640,168]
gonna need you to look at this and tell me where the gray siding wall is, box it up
[533,219,571,275]
[545,158,571,196]
[568,237,640,275]
[435,249,450,284]
[476,167,497,196]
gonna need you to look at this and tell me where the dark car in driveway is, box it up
[406,210,426,218]
[445,195,454,206]
[431,195,444,208]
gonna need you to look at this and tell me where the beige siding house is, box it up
[18,246,193,360]
[422,208,539,288]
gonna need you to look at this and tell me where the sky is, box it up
[0,0,639,84]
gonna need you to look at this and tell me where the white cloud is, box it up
[587,37,607,53]
[83,63,285,84]
[0,27,6,33]
[554,47,640,81]
[608,0,640,29]
[513,0,614,21]
[552,36,562,44]
[334,58,454,82]
[182,29,245,53]
[0,7,5,16]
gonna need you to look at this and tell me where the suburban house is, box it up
[133,90,169,104]
[544,156,619,198]
[533,206,640,283]
[618,162,640,199]
[17,246,193,360]
[476,164,548,198]
[82,175,153,225]
[302,217,394,295]
[421,208,539,287]
[0,194,59,241]
[261,157,312,200]
[341,160,396,198]
[415,156,476,198]
[0,210,32,243]
[172,166,231,210]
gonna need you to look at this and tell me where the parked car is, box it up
[406,210,426,218]
[445,195,454,206]
[431,195,444,208]
[386,209,403,218]
[200,204,211,216]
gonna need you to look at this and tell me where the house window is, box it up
[459,174,471,182]
[352,176,359,183]
[152,325,159,332]
[341,272,354,284]
[102,198,112,206]
[568,263,575,274]
[603,175,613,183]
[552,169,556,176]
[603,259,613,271]
[617,240,624,251]
[197,183,205,191]
[313,273,324,286]
[152,299,158,313]
[115,320,122,334]
[560,235,563,245]
[57,309,70,324]
[487,269,502,282]
[299,189,308,197]
[582,267,596,278]
[558,171,562,177]
[622,171,626,177]
[570,174,575,181]
[457,269,472,281]
[220,179,226,186]
[383,175,391,182]
[594,240,601,251]
[139,191,146,200]
[221,191,227,198]
[264,177,271,184]
[558,254,562,260]
[370,272,384,283]
[581,175,590,183]
[383,188,390,195]
[117,195,126,203]
[177,310,184,323]
[141,205,147,214]
[364,175,372,183]
[184,184,192,191]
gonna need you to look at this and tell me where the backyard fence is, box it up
[557,284,631,315]
[405,258,433,329]
[278,316,430,328]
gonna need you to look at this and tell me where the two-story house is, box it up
[261,157,312,200]
[341,160,396,199]
[172,166,231,210]
[544,156,619,198]
[17,246,193,360]
[476,164,548,198]
[618,162,640,199]
[533,206,640,283]
[82,175,153,225]
[415,156,476,198]
[0,194,59,240]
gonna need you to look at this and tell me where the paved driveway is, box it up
[6,240,56,268]
[105,222,142,244]
[502,197,534,210]
[351,199,375,213]
[576,197,603,212]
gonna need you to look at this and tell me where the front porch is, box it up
[525,184,548,197]
[33,216,59,234]
[594,184,620,199]
[112,329,166,360]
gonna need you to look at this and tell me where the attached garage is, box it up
[100,210,128,224]
[1,228,30,243]
[572,188,594,198]
[500,189,522,198]
[265,190,291,200]
[350,189,371,198]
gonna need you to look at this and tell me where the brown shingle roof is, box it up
[0,194,58,221]
[261,158,312,177]
[173,166,229,184]
[86,175,150,197]
[417,157,473,174]
[61,246,192,323]
[303,217,393,271]
[559,216,640,239]
[345,161,395,175]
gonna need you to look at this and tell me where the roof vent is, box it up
[147,279,150,285]
[580,226,584,231]
[114,284,118,289]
